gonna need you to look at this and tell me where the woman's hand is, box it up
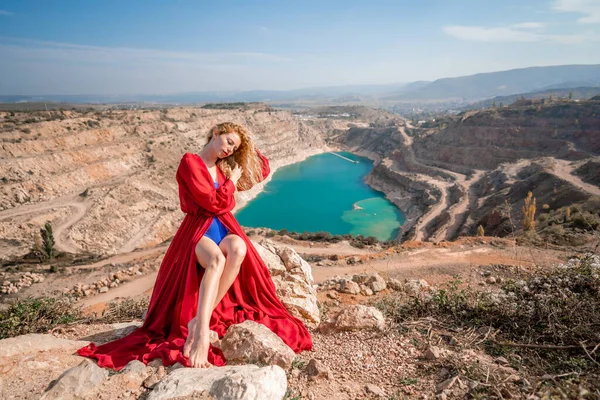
[230,164,243,184]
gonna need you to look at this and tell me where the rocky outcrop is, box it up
[254,239,320,328]
[320,305,386,332]
[148,365,287,400]
[220,320,296,369]
[412,100,600,170]
[0,106,339,256]
[1,321,290,399]
[463,162,592,237]
[40,359,108,400]
[0,333,90,357]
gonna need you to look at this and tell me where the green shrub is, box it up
[0,297,82,339]
[40,222,56,260]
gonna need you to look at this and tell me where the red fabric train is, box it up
[78,151,313,369]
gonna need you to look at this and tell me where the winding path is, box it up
[394,125,485,242]
[0,171,141,254]
[0,194,92,253]
[550,159,600,197]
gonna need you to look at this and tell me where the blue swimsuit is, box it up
[203,181,229,245]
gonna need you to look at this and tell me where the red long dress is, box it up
[77,151,313,369]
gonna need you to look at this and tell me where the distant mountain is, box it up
[537,80,600,91]
[0,83,409,105]
[3,64,599,105]
[384,64,600,101]
[462,86,600,110]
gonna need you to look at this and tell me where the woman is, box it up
[78,122,313,369]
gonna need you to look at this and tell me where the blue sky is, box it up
[0,0,599,94]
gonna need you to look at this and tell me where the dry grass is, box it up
[372,253,600,398]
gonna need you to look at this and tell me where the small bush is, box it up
[40,222,56,260]
[0,297,82,339]
[571,211,599,230]
[476,225,485,236]
[95,298,149,323]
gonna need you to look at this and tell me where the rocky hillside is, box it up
[332,99,600,243]
[1,99,599,257]
[0,105,360,257]
[413,98,600,171]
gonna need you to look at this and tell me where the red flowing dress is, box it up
[77,151,313,369]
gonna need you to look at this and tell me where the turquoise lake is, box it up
[236,152,405,241]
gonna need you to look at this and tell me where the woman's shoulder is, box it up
[181,152,205,165]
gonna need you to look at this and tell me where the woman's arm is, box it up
[176,153,235,213]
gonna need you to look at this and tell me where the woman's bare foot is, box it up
[183,317,197,358]
[188,331,212,368]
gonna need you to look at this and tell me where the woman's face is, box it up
[213,132,242,159]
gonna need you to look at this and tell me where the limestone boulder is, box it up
[40,359,108,400]
[254,243,286,276]
[321,305,385,332]
[404,279,430,296]
[338,278,359,295]
[352,273,370,284]
[111,321,143,338]
[220,320,295,369]
[110,359,153,390]
[0,334,90,357]
[367,273,387,293]
[387,278,403,291]
[254,240,319,328]
[148,364,287,400]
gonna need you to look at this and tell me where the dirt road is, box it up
[79,238,566,312]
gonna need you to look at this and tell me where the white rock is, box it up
[322,305,385,332]
[111,321,143,338]
[367,273,387,293]
[387,278,403,291]
[254,240,319,328]
[40,359,108,400]
[220,320,295,369]
[404,279,430,296]
[339,279,360,295]
[0,334,90,357]
[148,364,287,400]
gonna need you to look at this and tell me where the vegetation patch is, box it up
[372,254,600,397]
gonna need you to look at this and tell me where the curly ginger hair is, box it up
[205,122,264,191]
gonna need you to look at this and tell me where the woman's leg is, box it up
[183,235,247,359]
[184,236,225,368]
[213,234,247,308]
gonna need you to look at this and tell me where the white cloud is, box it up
[0,37,291,64]
[512,22,546,29]
[444,25,544,42]
[554,0,600,24]
[0,9,14,16]
[443,23,598,43]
